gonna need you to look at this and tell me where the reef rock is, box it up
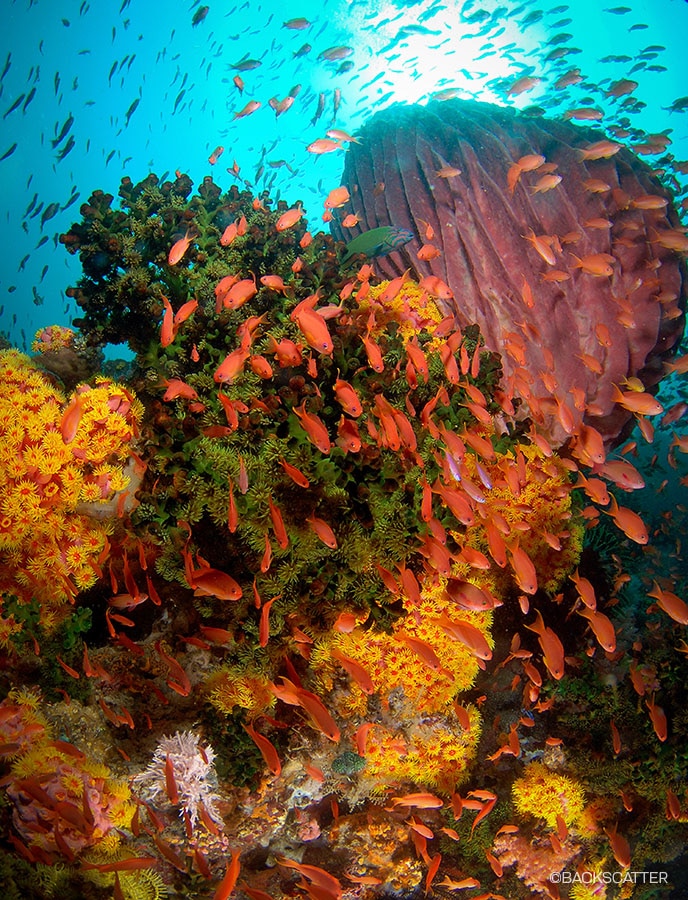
[333,99,686,444]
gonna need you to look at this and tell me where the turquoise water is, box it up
[1,0,687,352]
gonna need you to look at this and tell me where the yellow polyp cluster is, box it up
[362,707,482,794]
[463,443,583,595]
[360,278,444,343]
[512,761,586,829]
[31,325,76,354]
[311,575,490,792]
[569,860,610,900]
[0,692,135,859]
[0,350,143,624]
[206,665,276,717]
[313,576,493,719]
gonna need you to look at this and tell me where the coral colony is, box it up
[0,97,687,899]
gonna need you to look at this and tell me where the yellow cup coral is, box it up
[206,665,276,718]
[512,761,586,829]
[462,443,583,595]
[360,277,445,343]
[0,350,143,626]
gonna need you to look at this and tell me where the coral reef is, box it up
[332,98,686,443]
[0,349,142,627]
[0,162,683,900]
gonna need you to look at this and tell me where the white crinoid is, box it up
[133,730,222,828]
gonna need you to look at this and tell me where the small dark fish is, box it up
[336,60,354,74]
[40,202,60,228]
[664,96,688,113]
[310,91,325,125]
[231,56,261,70]
[29,202,44,219]
[0,142,17,161]
[24,193,38,216]
[51,114,74,147]
[35,235,49,248]
[62,17,70,26]
[293,43,311,58]
[108,61,117,84]
[192,5,209,26]
[18,254,30,271]
[604,6,631,13]
[318,45,353,61]
[629,23,648,31]
[39,265,49,282]
[54,72,60,95]
[22,87,36,112]
[342,226,414,261]
[173,89,185,113]
[32,287,44,306]
[124,97,140,125]
[3,94,26,118]
[56,134,75,161]
[0,52,10,82]
[106,149,116,165]
[61,192,80,211]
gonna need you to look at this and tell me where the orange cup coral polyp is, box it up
[0,349,143,628]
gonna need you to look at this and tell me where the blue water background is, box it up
[1,0,687,354]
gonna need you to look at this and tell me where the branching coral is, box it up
[132,730,222,829]
[0,350,142,626]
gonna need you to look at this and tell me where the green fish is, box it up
[342,226,414,262]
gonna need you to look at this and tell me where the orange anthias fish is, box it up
[509,544,538,595]
[294,687,341,742]
[213,851,241,900]
[276,205,303,232]
[647,581,688,625]
[191,567,242,601]
[276,858,342,900]
[294,307,334,355]
[330,649,374,694]
[243,722,281,776]
[645,696,668,742]
[611,385,664,416]
[308,514,337,548]
[434,613,492,660]
[525,610,565,680]
[307,138,343,154]
[168,229,194,266]
[389,792,444,809]
[324,186,350,209]
[577,606,617,653]
[293,403,332,453]
[605,495,648,544]
[333,377,363,417]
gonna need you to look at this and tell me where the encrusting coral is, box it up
[0,349,143,628]
[512,760,586,829]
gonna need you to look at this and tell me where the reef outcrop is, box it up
[332,98,686,444]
